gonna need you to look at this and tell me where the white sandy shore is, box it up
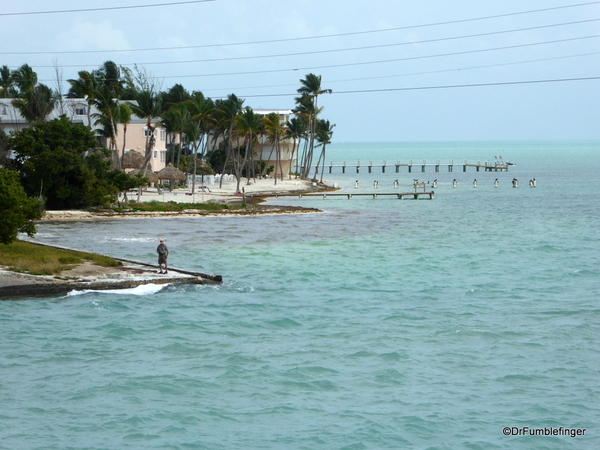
[40,177,329,221]
[129,176,318,204]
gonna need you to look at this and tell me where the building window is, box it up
[153,150,157,159]
[144,128,155,137]
[160,130,166,141]
[74,105,87,116]
[160,150,166,163]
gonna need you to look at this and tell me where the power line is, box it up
[24,18,600,68]
[104,34,599,78]
[0,0,215,17]
[2,1,598,54]
[199,52,600,93]
[27,30,600,71]
[236,77,600,98]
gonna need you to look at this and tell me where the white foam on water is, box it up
[66,283,169,297]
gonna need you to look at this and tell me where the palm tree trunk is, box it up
[320,144,327,183]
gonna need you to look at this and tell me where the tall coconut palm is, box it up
[92,86,121,168]
[96,61,125,97]
[296,73,331,179]
[129,87,163,173]
[164,104,191,168]
[10,64,56,124]
[185,91,215,161]
[293,92,320,178]
[117,103,132,165]
[214,94,244,188]
[234,107,261,191]
[67,70,99,127]
[11,64,37,94]
[263,112,287,185]
[162,83,190,108]
[285,116,306,179]
[0,65,17,98]
[313,119,335,182]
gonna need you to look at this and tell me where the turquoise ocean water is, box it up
[2,141,599,449]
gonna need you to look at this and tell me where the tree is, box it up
[296,73,331,179]
[10,64,56,123]
[129,86,163,169]
[262,112,286,184]
[313,119,335,182]
[11,116,121,209]
[0,65,17,98]
[214,94,244,188]
[286,116,306,178]
[0,169,43,245]
[234,107,261,190]
[67,70,100,127]
[117,103,132,165]
[92,85,121,168]
[185,91,215,161]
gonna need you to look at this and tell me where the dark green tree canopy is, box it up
[0,169,42,245]
[11,116,125,210]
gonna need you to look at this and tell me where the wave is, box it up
[65,283,169,297]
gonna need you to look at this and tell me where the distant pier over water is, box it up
[310,157,514,174]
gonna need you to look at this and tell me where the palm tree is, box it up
[166,105,192,168]
[11,64,37,94]
[67,70,100,127]
[10,64,56,124]
[162,83,190,108]
[92,86,120,168]
[117,103,132,165]
[129,87,163,173]
[0,66,17,98]
[313,119,335,182]
[285,116,306,179]
[235,107,261,190]
[262,112,286,185]
[96,61,125,97]
[185,91,215,161]
[293,92,319,178]
[214,94,244,188]
[296,73,331,179]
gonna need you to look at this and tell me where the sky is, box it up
[1,0,599,142]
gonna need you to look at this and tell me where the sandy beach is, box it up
[131,176,323,203]
[39,177,331,221]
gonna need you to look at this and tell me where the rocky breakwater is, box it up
[0,259,222,300]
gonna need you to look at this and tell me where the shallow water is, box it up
[2,141,599,449]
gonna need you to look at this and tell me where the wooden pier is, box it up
[312,159,513,174]
[276,191,435,200]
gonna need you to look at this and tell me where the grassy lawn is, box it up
[107,200,239,212]
[0,240,121,276]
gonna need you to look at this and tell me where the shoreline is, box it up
[38,177,334,222]
[1,179,332,299]
[0,244,223,300]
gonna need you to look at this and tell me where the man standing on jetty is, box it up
[157,238,169,274]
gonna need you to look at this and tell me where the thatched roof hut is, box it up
[157,163,186,181]
[194,161,216,176]
[122,150,145,169]
[129,167,159,184]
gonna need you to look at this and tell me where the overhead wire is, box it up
[198,52,600,93]
[2,1,599,53]
[7,1,598,98]
[23,18,600,68]
[97,35,598,78]
[0,0,215,17]
[235,77,600,98]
